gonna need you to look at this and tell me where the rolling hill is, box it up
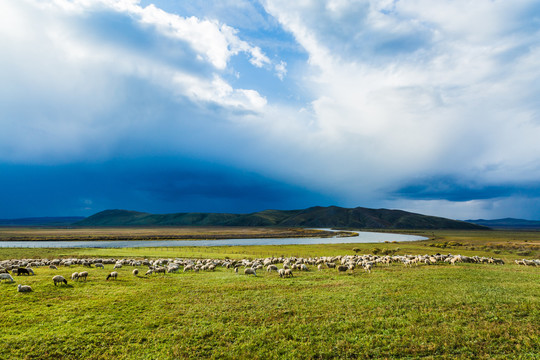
[75,206,487,230]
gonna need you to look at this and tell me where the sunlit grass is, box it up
[1,228,539,358]
[1,263,538,359]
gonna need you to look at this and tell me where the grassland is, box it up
[0,226,345,241]
[1,228,539,359]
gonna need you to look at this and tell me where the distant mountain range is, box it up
[466,218,540,230]
[6,210,539,230]
[72,206,486,230]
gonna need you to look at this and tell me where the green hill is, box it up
[75,206,486,230]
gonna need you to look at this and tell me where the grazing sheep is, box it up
[95,263,105,269]
[49,265,58,270]
[106,272,118,280]
[244,268,257,276]
[145,269,153,276]
[0,273,15,282]
[113,264,122,270]
[71,272,79,281]
[337,265,349,273]
[52,275,68,286]
[317,264,323,271]
[133,269,139,276]
[283,269,293,278]
[16,268,31,276]
[278,268,293,278]
[363,263,373,273]
[78,271,89,281]
[267,265,278,272]
[17,284,33,293]
[300,264,309,271]
[154,267,166,275]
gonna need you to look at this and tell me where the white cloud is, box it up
[251,0,540,217]
[0,0,271,162]
[275,60,287,80]
[42,0,271,70]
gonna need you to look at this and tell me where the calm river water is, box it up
[0,230,427,248]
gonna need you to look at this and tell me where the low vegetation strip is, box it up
[0,227,350,241]
[1,253,539,359]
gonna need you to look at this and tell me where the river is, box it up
[0,230,427,248]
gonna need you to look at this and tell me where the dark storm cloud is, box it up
[393,176,540,202]
[0,159,333,218]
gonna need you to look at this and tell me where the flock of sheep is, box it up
[1,253,538,293]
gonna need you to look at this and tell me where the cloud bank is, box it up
[1,0,540,219]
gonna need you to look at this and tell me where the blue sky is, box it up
[1,0,540,220]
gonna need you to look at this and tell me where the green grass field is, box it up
[1,229,539,359]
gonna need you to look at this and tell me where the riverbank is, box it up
[0,226,352,241]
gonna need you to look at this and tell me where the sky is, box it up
[1,0,540,220]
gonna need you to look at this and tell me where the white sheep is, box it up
[145,269,153,276]
[284,269,293,278]
[183,265,193,272]
[154,267,166,274]
[95,263,105,269]
[78,271,89,281]
[49,265,58,270]
[17,284,33,292]
[113,264,122,270]
[244,268,257,276]
[363,263,373,273]
[0,273,14,282]
[106,271,118,280]
[278,268,293,278]
[52,275,68,286]
[71,272,79,281]
[267,265,278,272]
